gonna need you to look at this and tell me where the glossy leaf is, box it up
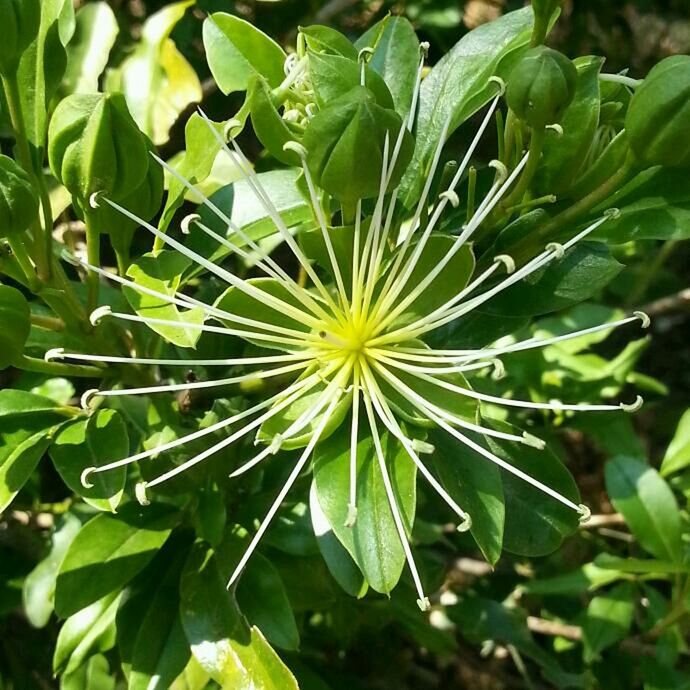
[605,455,683,562]
[125,251,206,348]
[50,409,128,513]
[582,582,635,662]
[487,426,580,556]
[179,542,299,689]
[128,557,190,690]
[55,503,178,617]
[0,285,30,369]
[400,7,535,208]
[53,592,120,674]
[313,425,417,594]
[356,16,421,119]
[62,2,118,94]
[23,512,82,628]
[203,13,286,95]
[429,429,504,565]
[301,25,357,59]
[660,409,690,476]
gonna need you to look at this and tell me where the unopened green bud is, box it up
[0,0,40,75]
[626,55,690,168]
[48,93,149,202]
[302,86,414,203]
[506,47,577,128]
[0,155,39,238]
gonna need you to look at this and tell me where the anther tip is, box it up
[522,432,546,450]
[577,503,592,524]
[89,191,104,209]
[604,207,621,219]
[80,467,96,489]
[634,311,651,329]
[44,347,64,363]
[223,119,243,140]
[344,504,358,528]
[546,123,564,137]
[493,254,515,274]
[358,46,375,62]
[489,159,508,182]
[457,514,472,533]
[80,388,99,410]
[60,249,81,267]
[488,75,506,96]
[439,190,460,208]
[135,482,150,506]
[417,597,431,612]
[181,213,201,235]
[89,305,112,327]
[491,359,506,380]
[419,41,430,57]
[621,395,644,413]
[283,141,308,159]
[546,242,565,260]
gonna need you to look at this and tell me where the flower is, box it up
[45,49,648,612]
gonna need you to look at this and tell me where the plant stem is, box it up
[30,313,65,331]
[502,127,545,210]
[84,214,101,314]
[1,71,51,282]
[15,354,103,378]
[626,239,678,307]
[7,235,39,291]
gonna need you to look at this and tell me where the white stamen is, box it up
[135,482,150,506]
[80,388,99,410]
[44,348,65,362]
[80,467,95,489]
[90,305,112,326]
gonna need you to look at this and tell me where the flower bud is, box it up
[302,86,414,203]
[506,47,577,128]
[48,93,150,202]
[0,0,40,75]
[626,55,690,168]
[0,155,39,238]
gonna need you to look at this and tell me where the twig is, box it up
[642,287,690,318]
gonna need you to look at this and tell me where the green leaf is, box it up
[236,552,300,651]
[487,425,580,556]
[62,2,118,94]
[128,555,190,690]
[0,389,65,512]
[125,250,206,348]
[313,425,417,594]
[429,429,504,565]
[605,456,683,562]
[248,75,302,166]
[179,542,299,689]
[307,52,394,110]
[582,582,635,662]
[158,112,230,231]
[595,553,690,575]
[300,25,357,59]
[55,503,178,617]
[535,56,604,196]
[595,166,690,243]
[487,242,623,317]
[23,512,82,628]
[50,409,128,512]
[54,591,120,675]
[105,1,201,145]
[309,483,366,597]
[521,562,628,596]
[387,236,474,327]
[17,0,75,157]
[203,13,286,95]
[61,654,117,690]
[400,7,535,208]
[356,16,421,119]
[187,169,312,268]
[661,409,690,476]
[0,285,30,369]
